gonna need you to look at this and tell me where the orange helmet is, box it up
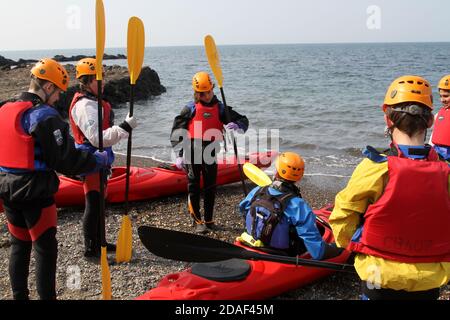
[76,58,97,79]
[192,72,214,92]
[438,75,450,91]
[275,152,305,182]
[31,58,69,91]
[383,75,433,111]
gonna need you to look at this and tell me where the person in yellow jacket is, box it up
[330,75,450,300]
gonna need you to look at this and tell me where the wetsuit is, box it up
[0,92,99,300]
[170,95,249,225]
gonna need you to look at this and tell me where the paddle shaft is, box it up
[195,245,355,272]
[124,85,135,213]
[219,87,248,196]
[138,226,356,273]
[243,249,354,272]
[97,80,107,248]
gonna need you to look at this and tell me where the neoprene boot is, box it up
[84,238,100,258]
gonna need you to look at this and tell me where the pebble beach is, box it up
[0,154,448,300]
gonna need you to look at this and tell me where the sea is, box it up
[2,42,449,189]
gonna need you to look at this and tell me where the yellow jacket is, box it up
[330,158,450,292]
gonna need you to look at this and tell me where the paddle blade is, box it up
[95,0,105,81]
[204,35,224,88]
[127,17,146,85]
[243,163,272,187]
[101,247,112,300]
[138,226,355,272]
[116,215,133,263]
[138,226,248,263]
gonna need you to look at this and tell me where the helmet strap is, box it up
[31,78,58,104]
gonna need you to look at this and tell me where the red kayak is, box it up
[54,151,276,207]
[136,207,350,300]
[0,152,275,212]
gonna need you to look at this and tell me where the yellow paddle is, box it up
[243,163,272,187]
[116,17,145,263]
[204,35,248,196]
[95,0,111,300]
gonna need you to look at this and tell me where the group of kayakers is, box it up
[0,56,449,300]
[236,75,450,300]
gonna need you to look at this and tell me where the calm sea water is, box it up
[2,43,449,182]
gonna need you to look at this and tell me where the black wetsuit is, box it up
[0,92,97,300]
[170,96,249,224]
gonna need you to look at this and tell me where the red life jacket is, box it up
[187,102,224,141]
[349,148,450,263]
[69,92,112,145]
[0,101,35,170]
[432,107,450,147]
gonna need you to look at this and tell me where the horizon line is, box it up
[1,40,450,53]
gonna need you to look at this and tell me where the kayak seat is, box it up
[191,258,251,282]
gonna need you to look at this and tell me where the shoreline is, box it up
[0,154,448,300]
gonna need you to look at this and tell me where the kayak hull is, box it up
[136,207,350,300]
[54,151,276,207]
[0,152,275,212]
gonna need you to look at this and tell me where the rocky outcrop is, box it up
[0,55,37,70]
[52,53,127,63]
[54,64,166,117]
[0,53,126,70]
[0,60,166,118]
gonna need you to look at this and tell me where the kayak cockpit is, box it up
[191,259,251,282]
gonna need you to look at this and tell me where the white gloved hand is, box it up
[125,113,138,129]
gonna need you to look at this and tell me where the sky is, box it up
[0,0,448,51]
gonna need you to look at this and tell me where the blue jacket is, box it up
[239,186,326,260]
[0,92,97,202]
[434,145,450,162]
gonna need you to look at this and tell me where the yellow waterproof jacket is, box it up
[330,158,450,292]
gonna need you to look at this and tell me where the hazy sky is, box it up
[0,0,448,51]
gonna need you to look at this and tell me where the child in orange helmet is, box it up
[239,152,342,260]
[170,72,249,234]
[330,75,450,300]
[0,59,107,299]
[69,58,138,258]
[430,75,450,162]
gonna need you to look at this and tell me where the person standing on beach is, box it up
[330,75,450,300]
[238,152,342,259]
[170,72,249,234]
[429,75,450,162]
[0,58,108,300]
[69,58,138,258]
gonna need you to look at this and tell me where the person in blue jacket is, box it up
[0,58,108,300]
[238,152,341,260]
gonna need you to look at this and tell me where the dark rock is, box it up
[0,55,37,70]
[52,54,127,63]
[0,55,15,67]
[54,65,166,118]
[0,53,126,71]
[104,67,167,104]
